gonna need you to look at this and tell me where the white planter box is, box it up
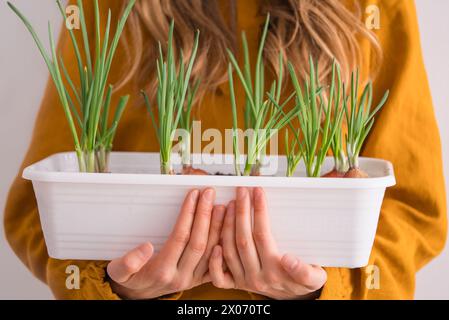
[23,152,395,268]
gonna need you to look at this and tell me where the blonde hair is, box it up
[120,0,381,101]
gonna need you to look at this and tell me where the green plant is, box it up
[283,130,302,177]
[344,70,389,177]
[8,0,135,172]
[178,80,200,171]
[324,69,348,178]
[286,58,344,177]
[228,15,298,176]
[142,21,200,175]
[325,103,348,177]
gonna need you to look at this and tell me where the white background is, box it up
[0,0,447,299]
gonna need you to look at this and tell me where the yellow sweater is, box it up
[4,0,447,300]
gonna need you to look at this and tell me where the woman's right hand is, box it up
[107,188,225,300]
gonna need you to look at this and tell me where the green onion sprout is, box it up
[286,58,344,177]
[142,21,200,175]
[344,70,389,177]
[228,15,298,176]
[8,0,136,172]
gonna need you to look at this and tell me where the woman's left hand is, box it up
[208,187,327,300]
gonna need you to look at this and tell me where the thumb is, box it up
[107,242,154,284]
[281,254,327,290]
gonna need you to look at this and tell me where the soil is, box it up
[179,165,235,176]
[214,172,234,176]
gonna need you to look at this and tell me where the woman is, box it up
[4,0,446,299]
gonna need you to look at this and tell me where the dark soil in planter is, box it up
[214,172,234,176]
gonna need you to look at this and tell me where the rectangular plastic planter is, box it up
[23,152,395,268]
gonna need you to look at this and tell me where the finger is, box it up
[221,201,244,281]
[209,246,235,289]
[235,187,261,274]
[158,189,200,266]
[107,242,154,284]
[178,188,216,274]
[194,205,226,279]
[252,187,278,265]
[201,272,211,284]
[281,254,328,291]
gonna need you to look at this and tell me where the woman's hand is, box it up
[208,187,327,300]
[107,188,225,300]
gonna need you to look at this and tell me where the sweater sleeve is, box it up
[320,0,447,299]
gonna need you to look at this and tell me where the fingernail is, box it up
[237,187,247,200]
[191,189,200,200]
[254,187,263,201]
[283,255,299,271]
[227,201,235,216]
[203,188,215,201]
[138,243,153,259]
